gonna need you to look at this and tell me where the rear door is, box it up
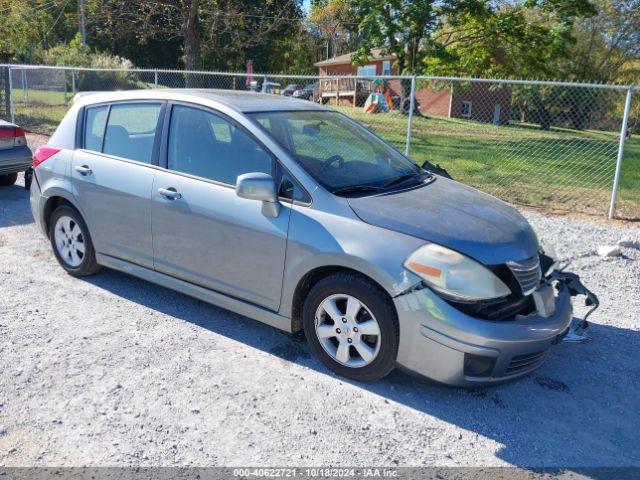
[151,103,291,310]
[71,101,165,268]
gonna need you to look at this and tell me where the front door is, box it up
[71,102,164,268]
[151,104,291,311]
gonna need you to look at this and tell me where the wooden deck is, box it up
[317,78,374,106]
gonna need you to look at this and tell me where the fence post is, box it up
[63,69,68,103]
[8,66,14,124]
[262,75,267,93]
[608,86,633,219]
[22,69,27,103]
[405,75,416,157]
[154,70,158,89]
[72,70,77,95]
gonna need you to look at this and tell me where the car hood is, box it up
[347,177,539,266]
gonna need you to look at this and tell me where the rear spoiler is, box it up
[72,92,101,103]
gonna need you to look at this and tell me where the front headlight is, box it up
[404,244,511,301]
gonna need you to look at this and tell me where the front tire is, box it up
[303,273,399,382]
[49,205,100,276]
[0,173,17,187]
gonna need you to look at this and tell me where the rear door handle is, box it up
[158,187,182,200]
[74,165,92,176]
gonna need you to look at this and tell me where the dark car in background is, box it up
[0,120,32,188]
[281,83,303,97]
[292,83,316,101]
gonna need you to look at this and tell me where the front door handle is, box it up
[75,165,92,176]
[158,187,182,200]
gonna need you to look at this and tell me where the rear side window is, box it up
[167,105,272,185]
[84,106,108,152]
[102,103,162,163]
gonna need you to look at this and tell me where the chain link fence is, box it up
[0,64,637,220]
[0,66,10,120]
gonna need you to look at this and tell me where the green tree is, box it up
[351,0,440,76]
[96,0,304,74]
[309,0,359,60]
[426,0,597,78]
[558,0,640,83]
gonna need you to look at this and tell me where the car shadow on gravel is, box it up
[0,179,34,228]
[84,268,640,470]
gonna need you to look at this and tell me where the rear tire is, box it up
[24,168,33,190]
[0,173,17,187]
[49,205,101,276]
[302,272,399,382]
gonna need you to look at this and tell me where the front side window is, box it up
[168,105,272,185]
[249,111,421,193]
[84,106,109,152]
[102,103,162,163]
[277,164,309,203]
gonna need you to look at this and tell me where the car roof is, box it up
[75,88,327,113]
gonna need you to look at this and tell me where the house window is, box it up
[461,101,472,119]
[357,65,377,78]
[382,61,391,76]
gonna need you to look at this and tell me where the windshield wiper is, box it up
[332,185,385,196]
[382,171,428,189]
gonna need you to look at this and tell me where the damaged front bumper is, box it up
[394,271,597,387]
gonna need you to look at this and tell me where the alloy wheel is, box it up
[314,294,382,368]
[53,215,86,268]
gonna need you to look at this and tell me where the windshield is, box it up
[248,111,423,193]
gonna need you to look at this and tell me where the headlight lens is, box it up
[404,244,511,301]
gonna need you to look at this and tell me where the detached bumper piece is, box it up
[551,271,600,343]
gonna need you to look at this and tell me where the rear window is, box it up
[84,106,108,152]
[102,103,162,163]
[83,102,162,164]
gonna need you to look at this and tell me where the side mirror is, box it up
[236,172,280,217]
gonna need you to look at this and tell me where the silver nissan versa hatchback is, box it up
[30,89,598,386]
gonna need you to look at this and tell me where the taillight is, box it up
[33,145,61,168]
[14,127,27,147]
[0,126,27,147]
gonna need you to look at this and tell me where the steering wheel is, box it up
[321,154,345,172]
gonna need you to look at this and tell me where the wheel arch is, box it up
[41,192,83,236]
[289,265,394,333]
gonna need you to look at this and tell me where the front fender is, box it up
[279,205,425,318]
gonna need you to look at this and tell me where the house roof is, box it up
[314,48,396,67]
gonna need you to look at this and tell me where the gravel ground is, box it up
[1,165,639,469]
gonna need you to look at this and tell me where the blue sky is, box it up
[302,0,311,14]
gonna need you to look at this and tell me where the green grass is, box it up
[12,88,69,105]
[334,106,639,218]
[14,104,68,135]
[6,93,638,218]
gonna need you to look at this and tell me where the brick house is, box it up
[314,50,512,124]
